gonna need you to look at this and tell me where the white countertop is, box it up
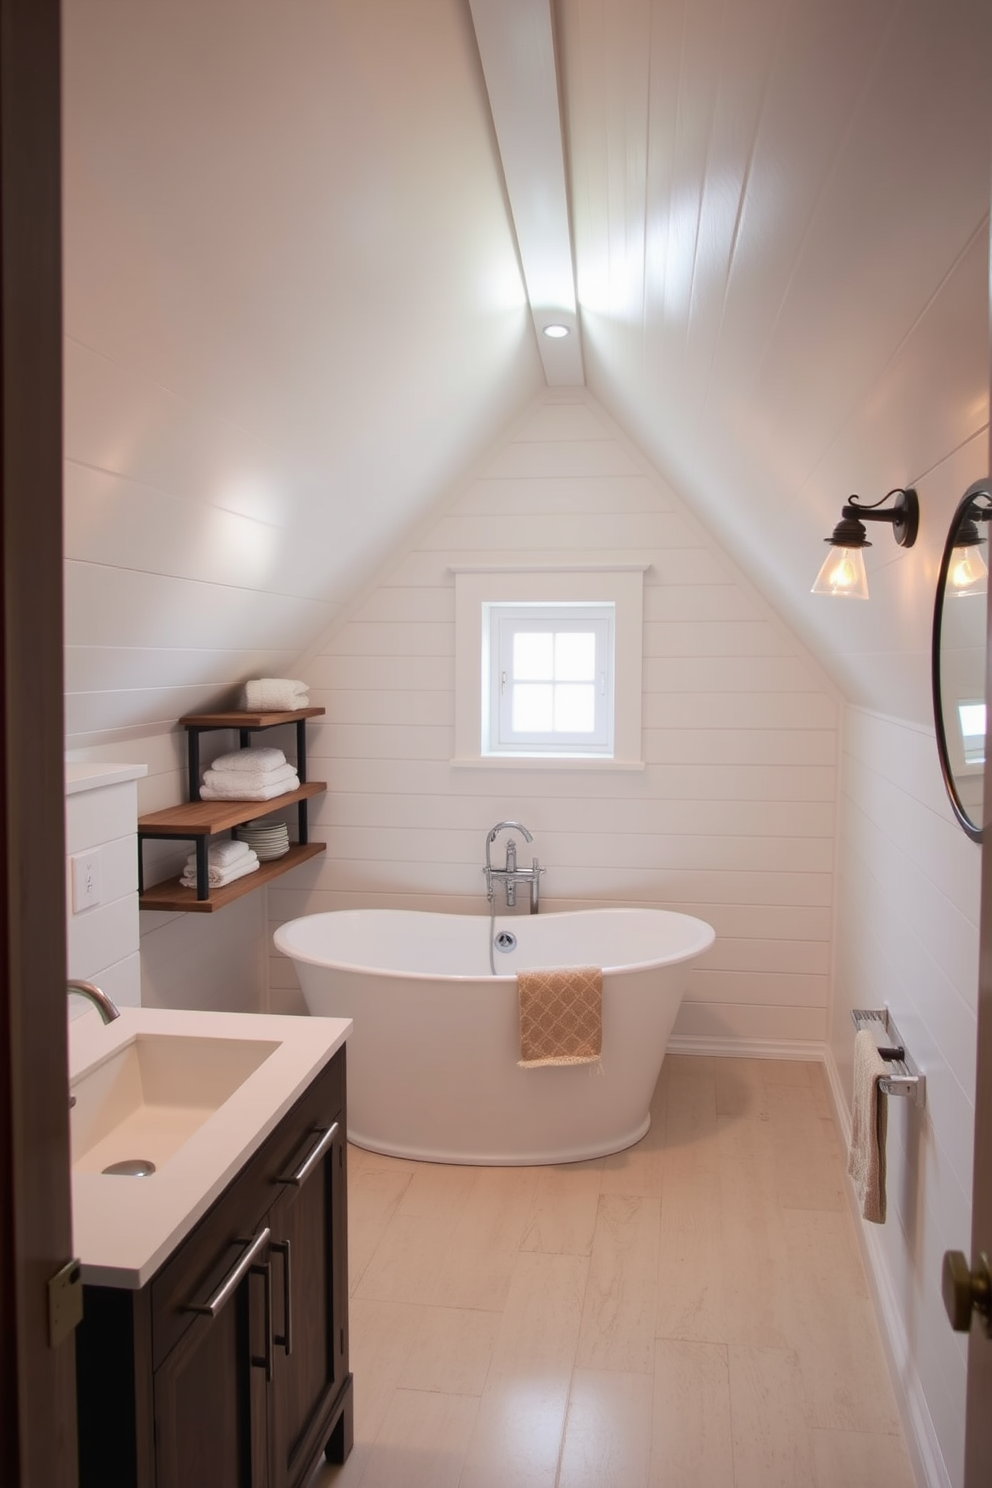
[65,761,149,794]
[69,1006,350,1288]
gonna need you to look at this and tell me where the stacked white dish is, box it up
[235,820,291,861]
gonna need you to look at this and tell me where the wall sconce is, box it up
[811,487,920,599]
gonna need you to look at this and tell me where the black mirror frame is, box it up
[932,478,992,843]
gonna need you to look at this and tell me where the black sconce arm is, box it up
[836,488,919,549]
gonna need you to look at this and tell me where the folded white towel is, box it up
[242,678,310,712]
[210,747,288,774]
[200,761,298,797]
[185,840,253,871]
[181,852,260,889]
[199,771,300,802]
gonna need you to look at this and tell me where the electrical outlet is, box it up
[71,850,101,912]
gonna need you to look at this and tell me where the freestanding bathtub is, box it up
[274,907,715,1165]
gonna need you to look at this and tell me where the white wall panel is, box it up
[64,646,297,696]
[65,562,335,652]
[64,461,336,600]
[642,586,761,624]
[645,657,820,690]
[671,1002,827,1044]
[642,729,835,766]
[482,438,640,479]
[641,621,791,657]
[65,727,310,1017]
[65,772,144,1009]
[314,754,838,803]
[273,392,839,1043]
[642,692,836,730]
[459,476,664,515]
[318,790,835,841]
[829,706,980,1485]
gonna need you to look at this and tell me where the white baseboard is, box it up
[822,1046,949,1488]
[667,1033,825,1063]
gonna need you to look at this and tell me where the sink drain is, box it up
[494,931,517,953]
[102,1158,157,1177]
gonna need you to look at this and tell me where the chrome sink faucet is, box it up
[67,979,121,1023]
[484,821,544,913]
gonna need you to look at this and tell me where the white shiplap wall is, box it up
[269,391,841,1038]
[65,765,146,1013]
[66,728,273,1015]
[829,704,979,1488]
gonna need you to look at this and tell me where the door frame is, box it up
[0,0,77,1482]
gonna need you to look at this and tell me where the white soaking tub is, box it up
[273,907,715,1165]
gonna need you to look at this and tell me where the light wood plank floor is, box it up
[312,1056,917,1488]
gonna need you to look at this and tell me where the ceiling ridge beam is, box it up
[468,0,585,386]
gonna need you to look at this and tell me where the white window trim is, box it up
[452,565,646,769]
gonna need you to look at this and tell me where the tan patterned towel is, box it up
[518,966,602,1068]
[847,1029,888,1223]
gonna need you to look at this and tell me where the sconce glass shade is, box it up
[948,543,988,595]
[811,544,869,599]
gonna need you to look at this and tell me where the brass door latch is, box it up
[47,1257,84,1347]
[942,1250,991,1337]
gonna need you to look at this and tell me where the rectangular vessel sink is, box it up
[71,1033,279,1174]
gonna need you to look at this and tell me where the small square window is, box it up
[484,604,615,756]
[452,565,644,769]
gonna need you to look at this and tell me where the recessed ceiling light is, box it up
[542,323,570,338]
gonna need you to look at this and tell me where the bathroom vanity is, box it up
[69,1008,352,1488]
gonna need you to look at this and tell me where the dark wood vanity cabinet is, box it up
[76,1047,352,1488]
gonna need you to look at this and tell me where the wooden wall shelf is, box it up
[138,708,327,910]
[139,781,326,838]
[139,842,326,913]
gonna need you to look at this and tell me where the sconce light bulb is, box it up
[811,545,869,600]
[949,545,988,595]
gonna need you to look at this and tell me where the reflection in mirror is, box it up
[932,480,992,841]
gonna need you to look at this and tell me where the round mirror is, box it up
[932,479,992,842]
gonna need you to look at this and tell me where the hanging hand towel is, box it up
[242,679,310,711]
[210,747,288,774]
[847,1029,889,1223]
[518,966,602,1068]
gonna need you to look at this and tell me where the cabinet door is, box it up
[269,1117,351,1488]
[155,1230,272,1488]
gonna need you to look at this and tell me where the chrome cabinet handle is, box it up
[270,1239,292,1357]
[250,1259,273,1381]
[183,1226,271,1318]
[277,1121,339,1187]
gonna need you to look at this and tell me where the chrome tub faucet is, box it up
[484,820,544,913]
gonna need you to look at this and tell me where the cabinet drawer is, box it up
[152,1047,345,1369]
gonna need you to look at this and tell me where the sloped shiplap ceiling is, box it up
[62,0,544,744]
[562,0,991,724]
[63,0,990,745]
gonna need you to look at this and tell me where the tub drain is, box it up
[494,931,517,953]
[102,1158,157,1177]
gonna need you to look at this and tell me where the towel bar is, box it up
[851,1008,926,1107]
